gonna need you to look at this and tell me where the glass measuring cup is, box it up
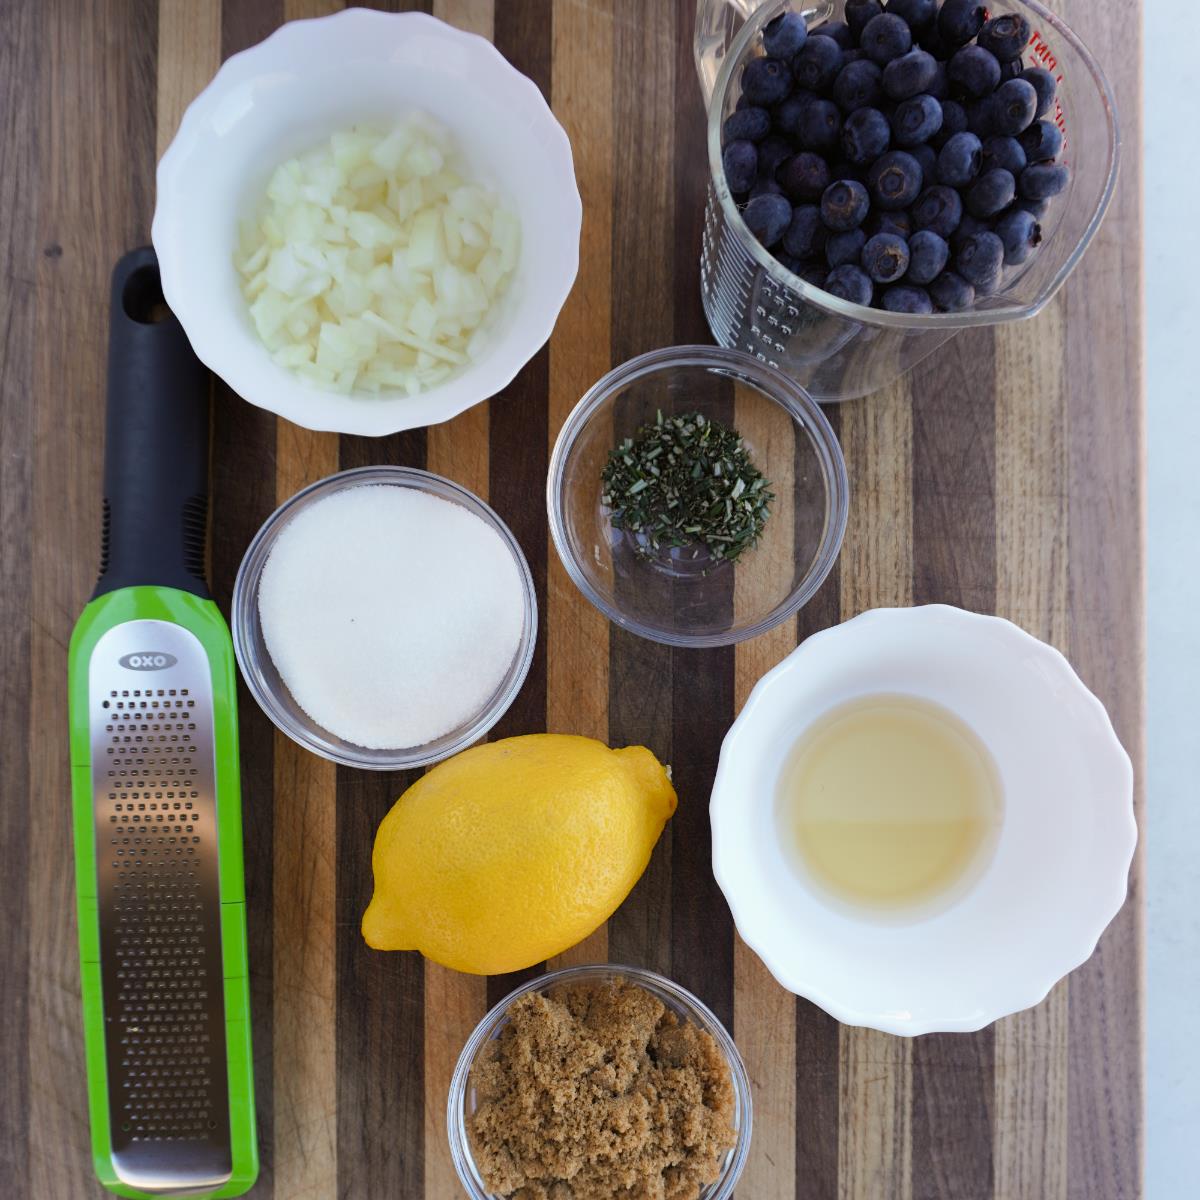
[696,0,1120,401]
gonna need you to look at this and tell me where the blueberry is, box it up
[936,131,983,187]
[948,45,1001,98]
[833,60,884,114]
[1021,67,1058,119]
[723,106,772,143]
[929,270,975,311]
[981,135,1026,176]
[821,20,854,50]
[757,135,793,180]
[842,107,892,164]
[750,176,786,198]
[842,48,865,64]
[825,264,875,305]
[773,93,813,138]
[998,58,1023,83]
[885,0,937,29]
[966,167,1016,217]
[989,77,1038,136]
[869,150,924,210]
[780,151,832,201]
[742,56,793,106]
[955,229,1005,288]
[820,179,871,231]
[782,204,828,258]
[866,209,913,239]
[1014,195,1050,218]
[883,48,939,99]
[846,0,884,42]
[892,93,943,146]
[735,93,751,111]
[722,139,758,193]
[1020,161,1070,200]
[763,10,808,60]
[743,191,795,248]
[792,35,844,90]
[994,207,1043,265]
[937,0,987,46]
[1019,119,1064,163]
[978,13,1032,62]
[974,266,1003,296]
[882,284,934,313]
[862,232,911,283]
[861,13,913,65]
[934,100,969,146]
[797,98,843,153]
[912,184,964,238]
[910,142,938,181]
[905,228,949,283]
[826,227,868,267]
[950,212,992,251]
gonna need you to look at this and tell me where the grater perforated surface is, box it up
[89,619,233,1194]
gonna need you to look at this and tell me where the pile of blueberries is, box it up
[720,0,1068,314]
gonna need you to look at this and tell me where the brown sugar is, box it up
[468,978,738,1200]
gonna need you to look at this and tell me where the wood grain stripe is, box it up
[0,0,37,1183]
[666,0,735,1032]
[544,0,614,973]
[479,0,555,1011]
[333,424,425,1199]
[731,378,799,1200]
[909,332,997,1200]
[1061,2,1144,1193]
[992,298,1069,1200]
[267,0,343,1130]
[837,383,913,1200]
[210,8,286,1196]
[604,0,676,980]
[28,1,158,1194]
[794,409,843,1200]
[156,0,221,159]
[421,7,495,1197]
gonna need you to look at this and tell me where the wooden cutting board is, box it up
[0,1,1142,1197]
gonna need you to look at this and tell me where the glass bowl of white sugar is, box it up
[232,465,537,769]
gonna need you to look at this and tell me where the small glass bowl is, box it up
[447,964,753,1200]
[231,465,537,770]
[547,346,848,647]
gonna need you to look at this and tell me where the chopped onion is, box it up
[236,113,520,397]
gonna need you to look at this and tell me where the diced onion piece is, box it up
[236,114,520,397]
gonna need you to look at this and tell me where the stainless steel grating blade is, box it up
[89,619,233,1195]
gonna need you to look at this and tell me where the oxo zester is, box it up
[67,247,257,1198]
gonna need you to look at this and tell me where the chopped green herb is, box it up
[600,409,773,563]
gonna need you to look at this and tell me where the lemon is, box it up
[361,734,676,974]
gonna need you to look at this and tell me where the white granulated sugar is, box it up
[258,484,525,749]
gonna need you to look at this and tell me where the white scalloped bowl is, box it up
[711,605,1136,1036]
[152,8,581,436]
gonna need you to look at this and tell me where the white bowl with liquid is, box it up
[710,605,1136,1036]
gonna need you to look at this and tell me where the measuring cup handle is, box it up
[93,246,212,601]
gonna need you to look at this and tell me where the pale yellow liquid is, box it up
[777,695,1003,915]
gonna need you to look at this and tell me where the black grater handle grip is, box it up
[93,246,212,600]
